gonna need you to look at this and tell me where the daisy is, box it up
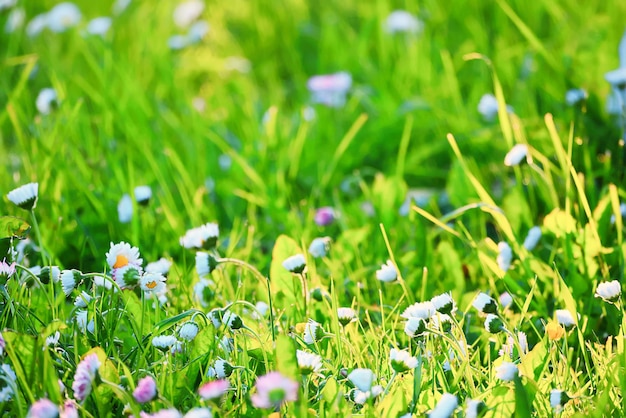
[384,10,423,34]
[484,314,504,333]
[72,353,100,401]
[430,313,453,332]
[376,260,397,282]
[112,0,131,15]
[282,254,306,274]
[27,398,58,418]
[173,0,204,28]
[495,362,519,381]
[168,35,188,50]
[497,242,512,272]
[308,237,331,258]
[0,259,16,285]
[117,194,133,223]
[477,94,499,121]
[465,399,487,418]
[195,252,218,277]
[198,379,229,400]
[210,358,234,378]
[347,368,375,392]
[133,376,157,403]
[45,331,61,348]
[194,279,215,307]
[60,400,78,418]
[106,242,142,270]
[75,310,95,334]
[307,72,352,107]
[595,280,621,302]
[140,272,166,294]
[337,307,357,326]
[113,265,142,289]
[250,372,298,409]
[431,293,455,315]
[85,17,111,37]
[401,301,436,319]
[565,88,587,106]
[222,311,243,330]
[61,269,82,296]
[6,8,25,34]
[504,144,528,167]
[26,14,48,37]
[134,185,152,205]
[187,20,209,43]
[389,348,418,373]
[472,293,498,314]
[303,319,324,344]
[145,258,172,275]
[523,226,542,251]
[428,393,458,418]
[352,385,383,405]
[550,389,570,411]
[74,291,92,308]
[180,223,219,250]
[314,207,336,226]
[152,335,177,350]
[179,322,199,341]
[7,182,38,210]
[296,350,323,375]
[555,309,576,328]
[47,3,82,32]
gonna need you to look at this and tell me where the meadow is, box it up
[1,0,626,416]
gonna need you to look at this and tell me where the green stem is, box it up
[30,209,47,265]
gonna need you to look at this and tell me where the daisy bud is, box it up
[133,376,157,404]
[282,254,306,274]
[404,317,427,338]
[296,350,323,375]
[430,313,453,333]
[465,399,487,418]
[495,362,519,381]
[27,398,58,418]
[484,314,504,334]
[431,293,455,315]
[504,144,528,167]
[384,10,422,34]
[337,307,357,327]
[35,88,58,114]
[195,252,218,277]
[208,309,222,328]
[179,321,199,341]
[61,269,82,296]
[213,358,234,378]
[303,319,324,344]
[151,335,178,351]
[308,237,331,258]
[522,226,542,251]
[550,389,570,410]
[37,266,60,285]
[7,182,39,211]
[473,293,498,314]
[376,260,397,282]
[555,309,576,329]
[389,348,418,373]
[222,311,243,330]
[347,368,375,392]
[595,280,621,303]
[133,185,152,206]
[428,393,458,418]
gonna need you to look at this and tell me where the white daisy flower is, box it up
[106,242,142,270]
[523,226,542,251]
[430,313,453,332]
[133,185,152,205]
[5,7,25,33]
[376,260,397,282]
[605,67,626,88]
[565,88,587,106]
[384,10,423,34]
[74,291,92,308]
[168,34,189,50]
[595,280,621,302]
[26,14,48,37]
[428,393,458,418]
[478,93,499,121]
[307,72,352,107]
[550,389,570,410]
[401,301,436,319]
[222,310,243,330]
[211,358,234,378]
[145,258,172,275]
[303,319,324,344]
[112,0,131,14]
[173,0,204,28]
[308,237,331,258]
[7,182,38,210]
[431,293,455,315]
[187,20,209,43]
[347,368,375,392]
[46,2,82,33]
[139,272,166,294]
[194,279,214,307]
[500,292,513,308]
[151,335,177,350]
[499,331,529,358]
[45,331,61,347]
[86,17,112,37]
[504,144,528,167]
[61,269,82,296]
[484,314,504,334]
[179,322,199,341]
[404,317,427,337]
[195,252,218,277]
[472,292,498,314]
[180,223,219,250]
[113,265,143,289]
[465,399,487,418]
[495,362,519,381]
[282,254,306,274]
[337,307,357,326]
[75,310,94,334]
[117,194,133,223]
[497,241,512,272]
[352,385,383,405]
[389,348,418,373]
[555,309,576,328]
[296,350,322,375]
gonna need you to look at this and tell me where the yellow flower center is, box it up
[146,281,158,289]
[113,255,129,269]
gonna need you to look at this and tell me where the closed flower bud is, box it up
[473,293,498,314]
[484,314,504,334]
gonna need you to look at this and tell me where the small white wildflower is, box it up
[495,362,519,381]
[404,317,426,337]
[389,348,418,373]
[497,241,512,272]
[47,2,82,33]
[134,185,152,205]
[180,223,219,250]
[296,350,322,375]
[195,252,218,277]
[74,291,92,308]
[347,368,375,392]
[282,254,306,274]
[86,17,112,36]
[478,94,499,121]
[523,226,542,251]
[5,7,25,33]
[500,292,513,308]
[555,309,576,328]
[222,311,243,330]
[151,335,177,350]
[384,10,423,34]
[308,237,331,258]
[428,393,458,418]
[504,144,528,167]
[375,260,397,282]
[26,14,48,37]
[465,399,487,418]
[179,322,199,341]
[401,301,436,319]
[145,258,172,275]
[45,331,61,347]
[61,269,82,296]
[173,0,204,28]
[484,314,504,334]
[307,72,352,107]
[473,292,498,314]
[303,319,324,344]
[7,182,39,210]
[550,389,570,410]
[595,280,621,302]
[337,307,357,326]
[117,194,133,223]
[431,293,455,315]
[565,88,587,106]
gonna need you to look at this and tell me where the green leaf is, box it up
[274,334,298,380]
[543,208,576,238]
[514,377,533,417]
[0,216,31,239]
[436,241,465,296]
[269,235,302,312]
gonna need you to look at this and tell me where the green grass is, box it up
[2,0,626,416]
